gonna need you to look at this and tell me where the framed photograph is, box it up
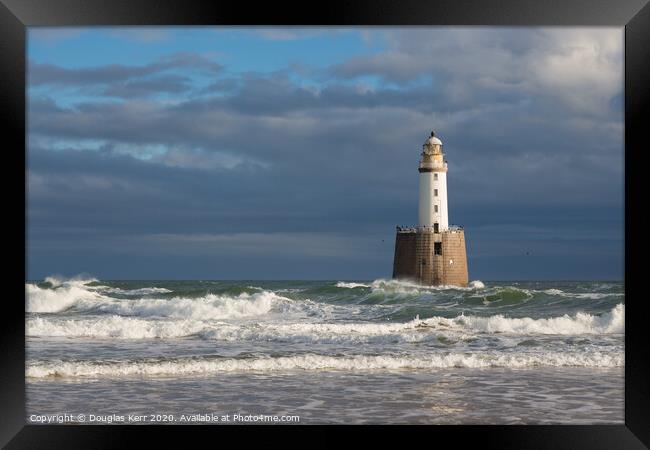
[3,0,648,447]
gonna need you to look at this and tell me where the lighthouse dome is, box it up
[424,131,442,146]
[426,136,442,146]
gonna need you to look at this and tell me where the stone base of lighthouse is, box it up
[392,228,468,287]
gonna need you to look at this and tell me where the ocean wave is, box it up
[96,287,173,296]
[540,288,624,300]
[203,303,624,338]
[26,276,300,319]
[26,314,434,343]
[336,282,370,289]
[26,278,106,313]
[336,279,487,295]
[42,275,99,288]
[27,316,208,339]
[335,279,620,303]
[476,287,534,304]
[26,350,624,378]
[27,315,457,343]
[370,278,475,293]
[88,291,289,320]
[27,304,625,341]
[420,303,624,335]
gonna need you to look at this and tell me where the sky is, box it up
[26,27,624,281]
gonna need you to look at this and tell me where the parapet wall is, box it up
[392,229,468,287]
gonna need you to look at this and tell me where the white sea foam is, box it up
[98,287,173,296]
[543,289,564,295]
[26,315,449,343]
[90,291,289,320]
[27,314,435,343]
[346,279,616,299]
[43,275,98,288]
[420,303,625,335]
[27,316,208,339]
[541,288,624,299]
[336,282,370,289]
[26,278,105,313]
[26,277,298,319]
[336,279,456,293]
[26,350,624,378]
[199,321,446,343]
[368,278,484,294]
[27,304,625,341]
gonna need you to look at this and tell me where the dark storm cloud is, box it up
[26,28,624,279]
[27,71,622,209]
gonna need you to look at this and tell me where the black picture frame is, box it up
[2,0,648,447]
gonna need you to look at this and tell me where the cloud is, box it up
[330,28,623,116]
[27,68,623,207]
[28,52,222,98]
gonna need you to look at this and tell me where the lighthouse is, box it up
[392,130,469,286]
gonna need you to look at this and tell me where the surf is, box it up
[26,349,624,379]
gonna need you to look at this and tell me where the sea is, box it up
[25,277,624,424]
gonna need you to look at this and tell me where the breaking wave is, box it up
[25,277,297,320]
[27,315,449,343]
[98,287,173,296]
[541,288,624,299]
[27,304,625,341]
[419,303,624,335]
[26,277,105,313]
[369,278,484,293]
[27,350,624,378]
[27,316,208,339]
[86,291,285,320]
[336,278,486,293]
[332,279,620,303]
[336,282,370,289]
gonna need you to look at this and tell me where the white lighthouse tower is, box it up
[418,131,448,232]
